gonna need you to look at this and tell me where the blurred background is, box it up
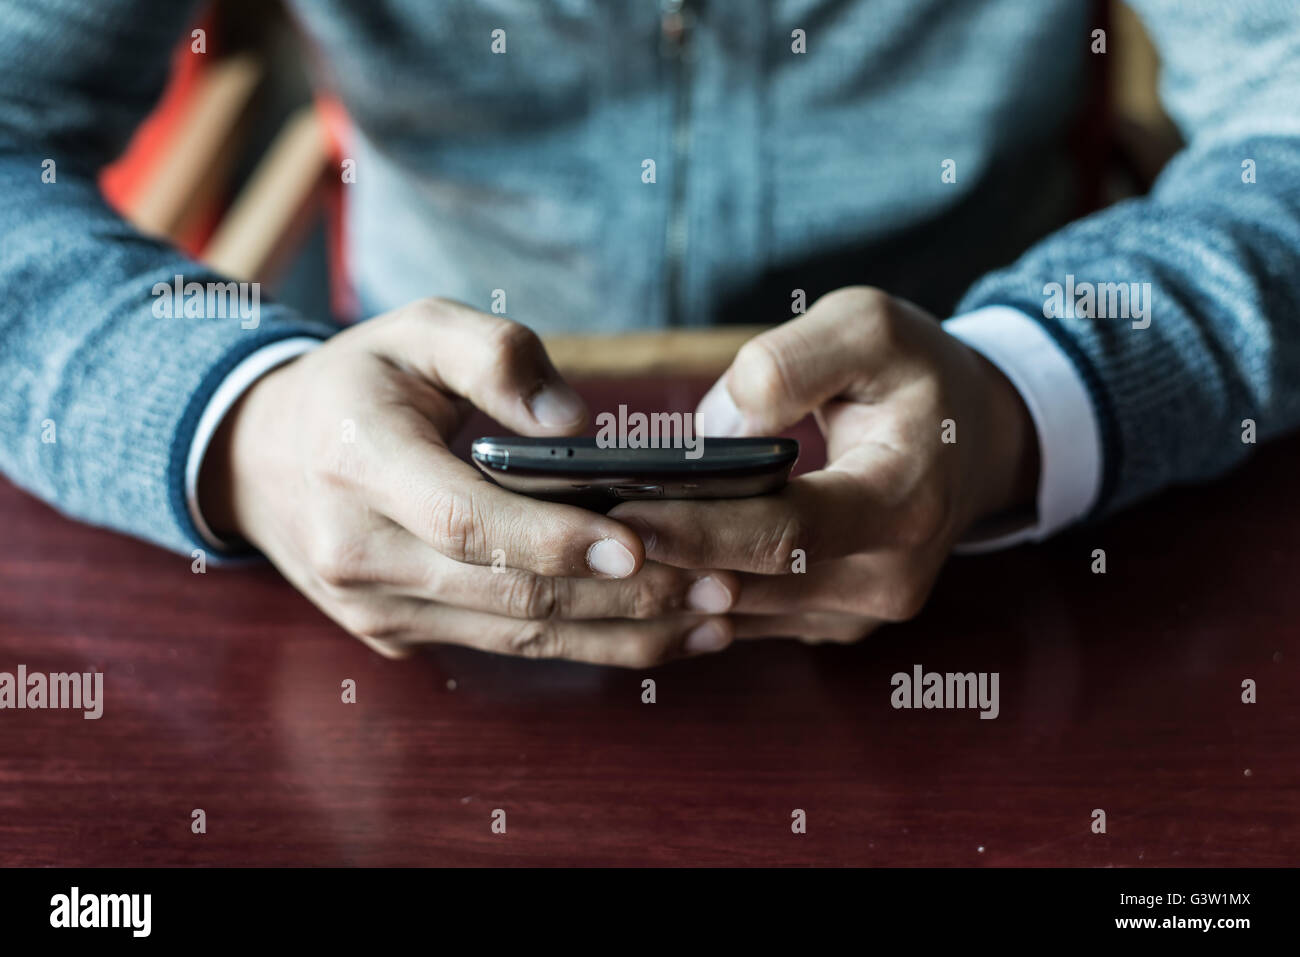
[100,0,1183,377]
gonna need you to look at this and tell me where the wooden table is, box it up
[1,377,1296,867]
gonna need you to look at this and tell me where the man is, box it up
[2,1,1298,665]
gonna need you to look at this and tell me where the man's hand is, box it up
[609,286,1039,644]
[199,298,736,664]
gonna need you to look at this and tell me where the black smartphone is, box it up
[471,436,799,510]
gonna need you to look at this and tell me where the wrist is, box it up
[970,348,1040,523]
[196,394,248,542]
[196,363,288,543]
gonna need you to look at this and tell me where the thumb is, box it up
[370,299,587,437]
[696,309,864,436]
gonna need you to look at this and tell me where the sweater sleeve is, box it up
[956,0,1300,515]
[0,0,333,555]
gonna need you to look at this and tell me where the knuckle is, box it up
[311,432,367,492]
[822,284,889,315]
[356,634,409,659]
[835,619,879,644]
[508,620,564,659]
[911,369,947,409]
[857,294,906,348]
[423,489,482,561]
[877,580,931,622]
[410,296,456,324]
[416,295,452,312]
[891,483,952,548]
[797,628,833,645]
[387,297,455,342]
[311,535,372,589]
[799,613,878,644]
[853,285,892,311]
[337,600,403,641]
[752,516,802,574]
[487,318,543,367]
[502,572,560,620]
[629,577,675,619]
[413,559,445,597]
[734,337,794,407]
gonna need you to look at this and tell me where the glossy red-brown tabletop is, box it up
[1,378,1296,867]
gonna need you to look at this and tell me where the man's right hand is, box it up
[197,298,736,664]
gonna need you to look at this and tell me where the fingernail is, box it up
[686,575,733,613]
[528,383,585,429]
[586,538,636,578]
[684,620,731,654]
[695,378,745,437]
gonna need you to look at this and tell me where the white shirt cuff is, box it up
[943,306,1103,553]
[185,337,323,550]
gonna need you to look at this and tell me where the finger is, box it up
[728,552,937,622]
[695,287,898,437]
[353,633,415,660]
[730,612,881,644]
[380,601,735,667]
[612,461,924,574]
[365,415,646,578]
[368,299,588,435]
[380,541,741,619]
